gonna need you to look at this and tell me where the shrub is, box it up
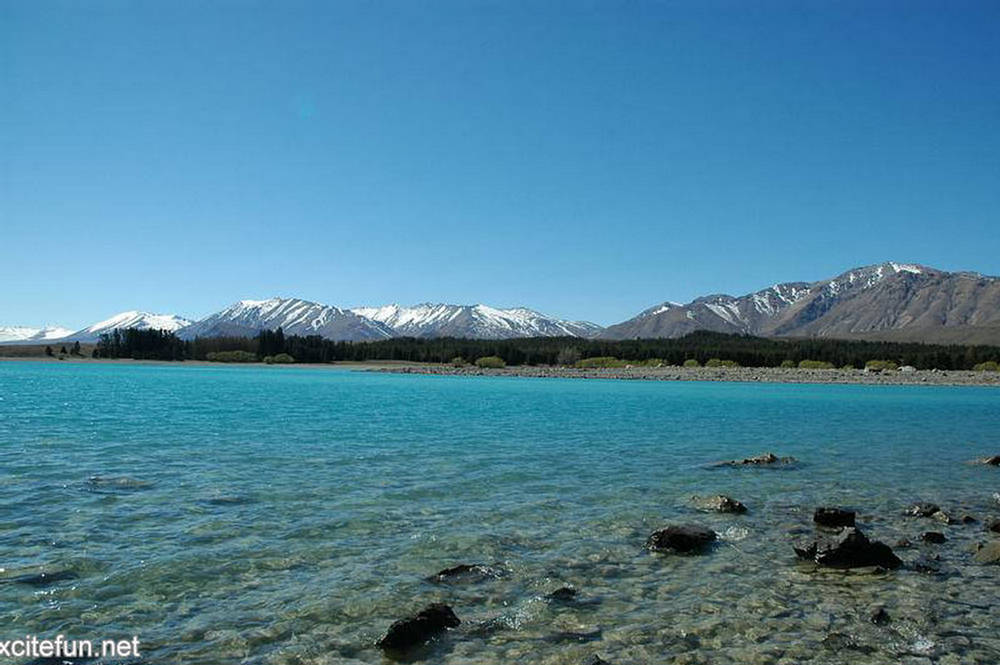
[450,356,466,367]
[705,358,739,368]
[973,361,1000,372]
[575,356,626,368]
[263,353,295,364]
[475,355,506,369]
[206,350,258,363]
[780,359,796,368]
[683,358,701,368]
[865,360,899,372]
[840,363,856,370]
[798,359,835,370]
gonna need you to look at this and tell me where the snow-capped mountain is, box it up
[351,303,603,339]
[177,298,394,341]
[0,325,74,344]
[64,311,193,342]
[602,262,1000,343]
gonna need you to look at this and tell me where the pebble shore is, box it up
[370,365,1000,386]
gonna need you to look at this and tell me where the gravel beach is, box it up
[371,364,1000,386]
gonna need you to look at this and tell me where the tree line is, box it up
[92,327,1000,370]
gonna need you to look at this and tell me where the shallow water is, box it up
[1,361,998,664]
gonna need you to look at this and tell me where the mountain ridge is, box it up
[3,262,999,345]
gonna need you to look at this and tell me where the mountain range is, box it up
[3,262,999,345]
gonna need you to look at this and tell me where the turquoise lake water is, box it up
[1,361,998,664]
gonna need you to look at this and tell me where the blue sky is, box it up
[2,1,998,328]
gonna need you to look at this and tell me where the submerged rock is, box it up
[8,569,79,587]
[427,563,504,583]
[546,628,603,643]
[814,507,856,528]
[583,657,610,665]
[912,555,942,574]
[869,605,891,626]
[986,518,1000,534]
[794,527,902,569]
[646,524,717,554]
[713,452,797,468]
[921,531,947,544]
[85,475,152,492]
[972,541,1000,565]
[377,603,460,652]
[821,632,875,654]
[547,587,578,602]
[692,494,747,513]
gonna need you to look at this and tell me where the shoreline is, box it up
[368,364,1000,387]
[3,356,999,386]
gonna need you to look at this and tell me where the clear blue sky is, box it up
[2,1,998,328]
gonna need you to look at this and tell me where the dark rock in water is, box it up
[691,494,748,513]
[377,603,460,651]
[972,541,1000,565]
[912,555,942,574]
[904,502,941,518]
[986,518,1000,534]
[9,569,79,587]
[814,507,856,528]
[547,628,603,644]
[921,531,947,544]
[548,587,577,601]
[869,605,891,626]
[427,563,503,583]
[646,524,717,554]
[584,656,611,665]
[714,452,797,468]
[794,527,902,569]
[977,455,1000,466]
[961,514,978,524]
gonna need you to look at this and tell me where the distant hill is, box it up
[602,262,1000,345]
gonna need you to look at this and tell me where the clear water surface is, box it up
[1,361,998,664]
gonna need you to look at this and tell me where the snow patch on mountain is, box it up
[351,303,602,338]
[0,326,74,343]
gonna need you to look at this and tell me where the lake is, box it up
[1,361,998,664]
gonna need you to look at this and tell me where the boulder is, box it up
[714,452,797,467]
[814,507,856,528]
[377,603,461,651]
[427,563,503,583]
[904,503,941,518]
[646,524,717,554]
[977,455,1000,466]
[692,495,748,513]
[921,531,947,544]
[972,541,1000,565]
[986,518,1000,534]
[794,527,902,569]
